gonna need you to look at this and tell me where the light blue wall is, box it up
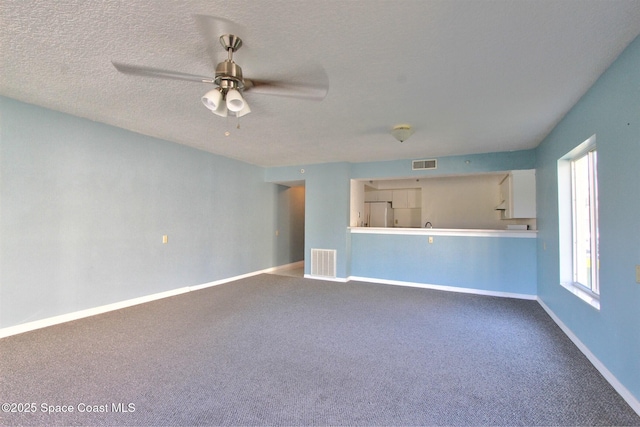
[266,163,351,277]
[266,150,537,281]
[351,149,536,179]
[536,35,640,400]
[0,97,289,329]
[352,233,536,295]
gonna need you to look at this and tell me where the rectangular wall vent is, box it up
[412,159,437,170]
[310,249,337,278]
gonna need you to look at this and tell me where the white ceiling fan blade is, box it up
[244,62,329,101]
[112,62,215,84]
[244,79,328,101]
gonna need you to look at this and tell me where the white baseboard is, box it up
[304,274,349,283]
[263,260,304,273]
[348,276,537,300]
[537,298,640,416]
[0,265,285,339]
[188,268,267,291]
[0,286,189,339]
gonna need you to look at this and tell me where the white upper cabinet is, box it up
[365,190,394,202]
[407,189,421,208]
[392,189,408,208]
[378,190,393,202]
[392,189,421,208]
[499,169,536,219]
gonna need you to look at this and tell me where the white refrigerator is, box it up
[365,202,393,227]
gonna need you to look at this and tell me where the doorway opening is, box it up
[270,181,305,277]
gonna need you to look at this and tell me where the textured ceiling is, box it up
[2,0,640,167]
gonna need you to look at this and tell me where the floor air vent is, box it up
[412,159,437,170]
[310,249,337,278]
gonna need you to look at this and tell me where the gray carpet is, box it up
[1,274,638,426]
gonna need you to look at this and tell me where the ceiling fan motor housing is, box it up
[215,60,244,90]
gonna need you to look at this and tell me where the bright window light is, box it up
[558,135,600,309]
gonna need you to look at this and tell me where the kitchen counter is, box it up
[349,226,537,298]
[349,227,536,238]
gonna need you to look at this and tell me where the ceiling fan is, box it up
[112,15,328,119]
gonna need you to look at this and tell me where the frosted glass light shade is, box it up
[236,101,251,117]
[225,88,245,112]
[202,89,223,111]
[212,103,228,117]
[391,124,413,142]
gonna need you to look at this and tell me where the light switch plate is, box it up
[428,236,433,244]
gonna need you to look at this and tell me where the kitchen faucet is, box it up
[425,221,432,228]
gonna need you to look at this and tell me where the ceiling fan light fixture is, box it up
[202,88,223,111]
[391,124,413,143]
[211,102,228,117]
[226,88,246,112]
[236,101,251,117]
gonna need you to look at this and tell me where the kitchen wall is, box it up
[352,173,536,230]
[350,179,366,227]
[0,97,287,330]
[535,34,640,406]
[420,174,503,229]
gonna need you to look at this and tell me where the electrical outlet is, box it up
[162,235,168,244]
[428,236,433,244]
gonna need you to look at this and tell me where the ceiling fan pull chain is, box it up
[224,115,231,136]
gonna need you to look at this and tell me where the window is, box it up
[571,149,599,293]
[558,135,600,309]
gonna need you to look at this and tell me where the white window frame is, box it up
[557,135,600,310]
